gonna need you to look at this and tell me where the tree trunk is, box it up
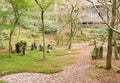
[41,10,46,59]
[68,29,73,49]
[106,0,116,70]
[106,29,113,69]
[114,39,119,60]
[68,6,74,49]
[54,0,58,23]
[17,27,21,41]
[9,30,13,57]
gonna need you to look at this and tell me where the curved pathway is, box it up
[0,43,99,83]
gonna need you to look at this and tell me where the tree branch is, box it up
[34,0,43,10]
[97,0,111,11]
[44,1,53,11]
[86,0,120,34]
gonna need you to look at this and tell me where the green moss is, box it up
[91,51,97,59]
[96,62,105,69]
[0,80,6,83]
[91,47,97,59]
[0,49,76,76]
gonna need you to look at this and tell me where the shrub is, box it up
[15,42,22,53]
[44,25,60,34]
[65,30,74,36]
[15,40,27,54]
[90,28,108,42]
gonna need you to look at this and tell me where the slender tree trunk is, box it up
[8,18,19,57]
[68,29,73,49]
[9,30,13,57]
[54,0,58,23]
[106,0,116,70]
[41,10,46,59]
[113,0,119,60]
[17,27,21,41]
[114,39,119,60]
[68,6,74,49]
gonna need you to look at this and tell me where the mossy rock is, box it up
[91,51,97,59]
[91,45,103,59]
[96,63,105,69]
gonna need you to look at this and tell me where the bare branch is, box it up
[97,0,111,11]
[44,1,53,11]
[86,0,120,34]
[34,0,43,10]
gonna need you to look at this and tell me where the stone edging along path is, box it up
[0,43,99,83]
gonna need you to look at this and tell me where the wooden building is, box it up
[79,0,110,27]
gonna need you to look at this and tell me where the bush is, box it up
[44,25,60,34]
[90,28,108,42]
[65,30,74,36]
[15,40,27,54]
[15,42,22,53]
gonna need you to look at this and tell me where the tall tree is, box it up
[34,0,53,60]
[68,0,80,49]
[86,0,120,69]
[113,0,120,60]
[106,0,117,69]
[8,0,30,57]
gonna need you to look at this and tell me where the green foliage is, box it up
[44,25,60,34]
[9,0,31,9]
[65,30,74,36]
[18,11,41,29]
[90,28,108,42]
[16,40,27,46]
[65,14,71,23]
[0,0,32,32]
[0,80,6,83]
[9,0,31,20]
[18,10,60,34]
[20,40,27,45]
[0,49,76,76]
[90,28,108,35]
[80,34,90,41]
[0,9,13,30]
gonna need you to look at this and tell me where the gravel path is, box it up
[0,43,99,83]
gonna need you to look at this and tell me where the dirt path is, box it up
[0,43,99,83]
